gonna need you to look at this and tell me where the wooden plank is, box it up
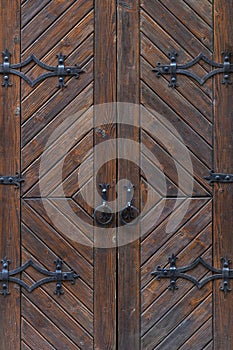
[156,295,212,349]
[184,0,213,27]
[142,244,213,333]
[179,318,213,350]
[141,283,212,349]
[0,1,21,350]
[21,0,51,27]
[141,0,211,57]
[94,0,117,348]
[213,1,233,349]
[22,318,57,350]
[117,0,140,349]
[160,0,213,48]
[21,0,93,58]
[22,294,83,350]
[21,200,93,287]
[141,57,212,147]
[21,0,76,51]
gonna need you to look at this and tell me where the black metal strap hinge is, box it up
[0,50,84,88]
[152,254,232,295]
[153,51,233,87]
[204,170,233,185]
[0,173,24,188]
[0,258,79,296]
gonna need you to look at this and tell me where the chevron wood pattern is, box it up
[0,0,221,348]
[140,0,213,348]
[20,1,94,348]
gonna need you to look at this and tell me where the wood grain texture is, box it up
[213,1,233,349]
[94,0,117,348]
[117,0,140,349]
[0,2,21,350]
[139,0,214,348]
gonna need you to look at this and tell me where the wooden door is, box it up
[0,1,232,349]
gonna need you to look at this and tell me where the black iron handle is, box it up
[93,183,114,225]
[120,184,139,225]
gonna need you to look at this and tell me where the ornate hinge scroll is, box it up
[152,254,233,295]
[0,50,84,88]
[0,258,79,296]
[153,51,233,87]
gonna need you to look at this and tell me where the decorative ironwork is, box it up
[0,258,79,296]
[120,183,139,225]
[94,183,114,225]
[0,50,84,88]
[151,254,233,295]
[204,170,233,185]
[153,51,233,87]
[0,173,24,188]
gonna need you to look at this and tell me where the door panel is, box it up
[0,1,233,349]
[139,1,213,348]
[20,1,94,349]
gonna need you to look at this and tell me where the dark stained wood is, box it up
[0,2,21,350]
[21,0,93,59]
[21,0,76,51]
[155,295,212,349]
[160,0,212,48]
[22,294,83,350]
[179,318,213,350]
[184,0,213,27]
[21,0,51,27]
[117,0,140,349]
[94,0,117,348]
[142,283,212,349]
[213,1,233,349]
[141,57,212,147]
[22,318,57,350]
[141,0,212,57]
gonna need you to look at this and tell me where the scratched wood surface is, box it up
[0,1,21,350]
[1,0,233,349]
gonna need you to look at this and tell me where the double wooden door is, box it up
[0,0,233,349]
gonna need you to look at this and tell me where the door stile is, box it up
[0,1,21,350]
[213,0,233,348]
[117,0,140,349]
[94,0,117,348]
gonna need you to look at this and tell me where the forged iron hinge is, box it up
[0,258,79,296]
[153,51,233,87]
[0,173,24,188]
[204,171,233,185]
[152,254,233,295]
[0,50,84,88]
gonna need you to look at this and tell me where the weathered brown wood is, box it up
[141,57,212,147]
[184,0,212,27]
[117,0,140,349]
[141,0,211,57]
[142,236,212,332]
[22,294,83,350]
[179,318,213,350]
[213,1,233,349]
[160,0,212,48]
[94,0,117,348]
[22,200,93,286]
[21,0,51,27]
[22,223,93,311]
[141,284,212,349]
[21,0,93,59]
[156,295,212,349]
[0,2,21,350]
[21,0,76,50]
[22,318,57,350]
